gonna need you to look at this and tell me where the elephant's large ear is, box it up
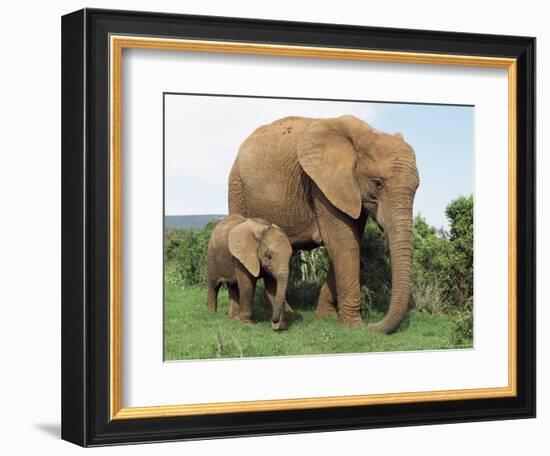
[228,220,268,277]
[297,116,367,219]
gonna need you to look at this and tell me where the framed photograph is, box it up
[61,8,535,447]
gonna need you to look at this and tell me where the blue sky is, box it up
[164,95,473,230]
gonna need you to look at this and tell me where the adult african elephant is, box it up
[228,115,419,333]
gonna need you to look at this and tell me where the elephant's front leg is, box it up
[314,189,363,326]
[235,267,256,325]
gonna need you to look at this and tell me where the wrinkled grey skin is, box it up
[206,214,293,330]
[228,115,419,333]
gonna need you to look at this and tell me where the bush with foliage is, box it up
[164,221,217,287]
[413,195,473,312]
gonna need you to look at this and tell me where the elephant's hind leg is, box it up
[228,284,240,320]
[207,282,221,311]
[315,263,338,317]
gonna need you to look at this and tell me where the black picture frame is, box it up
[62,8,535,447]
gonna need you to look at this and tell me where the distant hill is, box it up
[165,214,226,229]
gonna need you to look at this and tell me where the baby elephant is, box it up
[207,214,292,330]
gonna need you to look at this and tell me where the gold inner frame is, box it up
[109,35,518,420]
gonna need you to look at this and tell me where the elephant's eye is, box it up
[265,251,273,260]
[373,178,384,191]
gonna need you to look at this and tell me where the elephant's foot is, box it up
[228,301,240,320]
[315,283,338,317]
[315,304,338,318]
[240,318,254,326]
[238,309,254,326]
[336,304,364,326]
[337,314,364,327]
[206,288,218,311]
[315,307,338,318]
[315,301,338,317]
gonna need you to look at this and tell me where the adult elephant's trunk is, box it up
[271,271,289,331]
[368,201,414,334]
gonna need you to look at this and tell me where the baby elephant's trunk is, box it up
[271,271,289,331]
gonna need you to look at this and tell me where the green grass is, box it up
[164,282,471,361]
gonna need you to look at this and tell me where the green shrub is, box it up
[443,196,474,308]
[412,281,445,315]
[412,195,473,311]
[164,221,217,286]
[451,299,473,346]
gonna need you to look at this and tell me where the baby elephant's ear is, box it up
[228,220,268,277]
